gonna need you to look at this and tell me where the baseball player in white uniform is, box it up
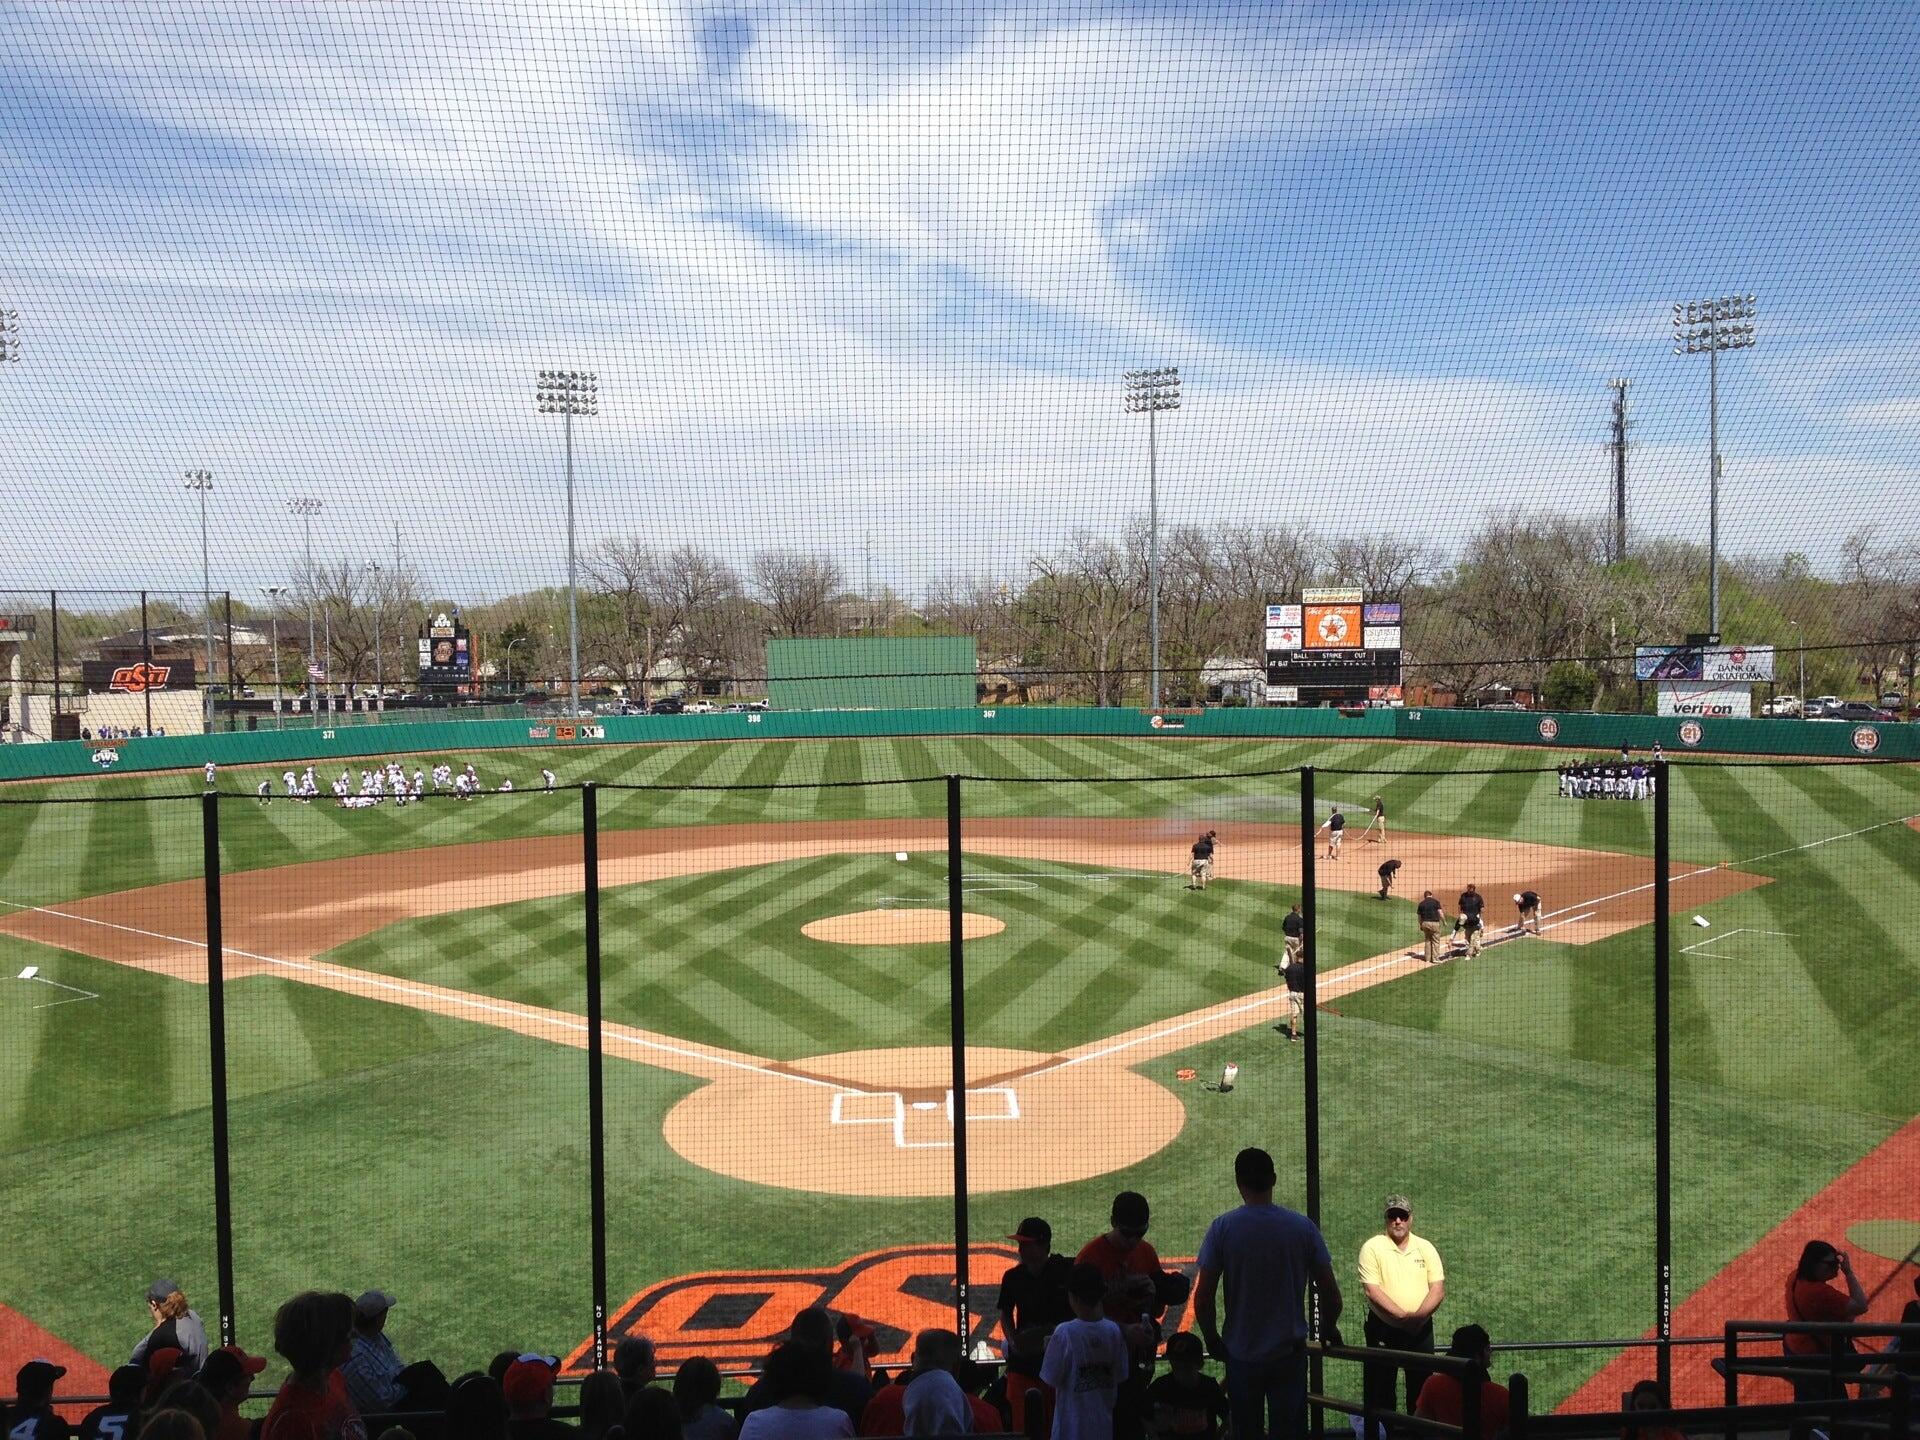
[204,760,218,789]
[498,778,514,793]
[454,772,473,800]
[432,764,451,791]
[283,770,299,799]
[412,768,426,799]
[256,779,272,806]
[542,769,556,792]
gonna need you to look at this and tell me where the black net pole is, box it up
[201,792,237,1345]
[948,773,972,1342]
[1654,761,1673,1394]
[584,782,609,1368]
[1302,766,1324,1440]
[141,591,153,736]
[224,592,234,733]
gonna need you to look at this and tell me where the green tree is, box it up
[1541,660,1599,712]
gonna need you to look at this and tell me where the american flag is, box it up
[307,664,327,680]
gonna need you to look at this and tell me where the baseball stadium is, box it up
[3,6,1920,1440]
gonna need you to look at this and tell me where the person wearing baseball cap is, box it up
[1357,1194,1446,1440]
[340,1289,449,1419]
[132,1278,209,1373]
[503,1354,572,1438]
[76,1365,146,1440]
[3,1360,69,1439]
[998,1217,1073,1352]
[199,1345,269,1440]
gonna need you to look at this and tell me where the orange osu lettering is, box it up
[109,662,172,693]
[568,1244,1198,1377]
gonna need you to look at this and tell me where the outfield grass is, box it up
[1,736,1915,1407]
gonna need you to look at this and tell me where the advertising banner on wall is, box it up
[1303,604,1363,649]
[1363,625,1402,650]
[1635,644,1776,682]
[1655,681,1753,718]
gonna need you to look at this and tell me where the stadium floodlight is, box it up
[287,496,324,712]
[1671,294,1756,638]
[183,470,217,735]
[537,369,598,719]
[262,585,288,729]
[1124,367,1181,709]
[0,308,19,363]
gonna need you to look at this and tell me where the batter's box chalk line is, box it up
[1679,927,1795,959]
[13,965,100,1009]
[829,1086,1021,1149]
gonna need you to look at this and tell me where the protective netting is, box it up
[1,4,1916,720]
[1,741,1915,1418]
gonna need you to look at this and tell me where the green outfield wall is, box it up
[767,637,976,710]
[3,704,1914,781]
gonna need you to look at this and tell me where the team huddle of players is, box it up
[1558,760,1659,800]
[204,759,561,808]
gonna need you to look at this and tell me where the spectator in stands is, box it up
[1193,1146,1343,1440]
[1412,1326,1508,1440]
[1620,1379,1683,1440]
[501,1355,572,1440]
[148,1381,220,1438]
[198,1346,269,1440]
[445,1375,510,1440]
[740,1311,869,1426]
[736,1342,854,1440]
[490,1355,520,1387]
[134,1280,210,1372]
[619,1385,684,1440]
[1143,1332,1227,1440]
[145,1352,191,1409]
[135,1414,206,1440]
[261,1290,363,1440]
[1040,1263,1130,1440]
[998,1217,1073,1352]
[1784,1240,1870,1440]
[615,1338,658,1407]
[857,1331,998,1436]
[341,1291,448,1418]
[3,1359,70,1440]
[80,1365,147,1440]
[1078,1191,1184,1440]
[577,1372,626,1439]
[1358,1193,1445,1440]
[673,1358,736,1440]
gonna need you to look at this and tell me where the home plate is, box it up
[912,1100,939,1110]
[17,966,38,980]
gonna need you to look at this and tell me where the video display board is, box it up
[417,612,472,689]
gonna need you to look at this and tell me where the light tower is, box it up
[183,470,216,733]
[1672,295,1756,637]
[1124,367,1181,708]
[537,369,598,718]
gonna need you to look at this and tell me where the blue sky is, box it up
[1,0,1916,599]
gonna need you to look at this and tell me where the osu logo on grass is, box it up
[109,662,171,693]
[567,1244,1198,1375]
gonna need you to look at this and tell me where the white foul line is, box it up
[0,895,841,1093]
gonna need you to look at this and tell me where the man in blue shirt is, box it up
[1193,1148,1343,1440]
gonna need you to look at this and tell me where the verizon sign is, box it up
[1656,682,1751,719]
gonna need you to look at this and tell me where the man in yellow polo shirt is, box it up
[1356,1193,1445,1440]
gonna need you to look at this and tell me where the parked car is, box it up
[1813,701,1893,723]
[1761,694,1801,717]
[1879,692,1907,710]
[648,696,685,715]
[1802,695,1842,718]
[683,700,716,715]
[747,699,770,711]
[721,702,750,713]
[1478,700,1526,711]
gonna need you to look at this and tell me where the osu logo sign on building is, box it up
[110,662,171,693]
[567,1245,1198,1376]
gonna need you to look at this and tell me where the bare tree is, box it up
[1839,528,1919,701]
[751,551,845,639]
[1026,531,1146,705]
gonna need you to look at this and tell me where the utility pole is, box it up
[1608,379,1629,564]
[263,587,287,729]
[184,470,216,734]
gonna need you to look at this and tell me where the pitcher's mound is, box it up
[801,909,1005,944]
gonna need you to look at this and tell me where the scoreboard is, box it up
[1265,590,1403,694]
[417,612,472,691]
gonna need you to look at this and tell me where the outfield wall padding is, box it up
[767,637,977,711]
[4,703,1913,781]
